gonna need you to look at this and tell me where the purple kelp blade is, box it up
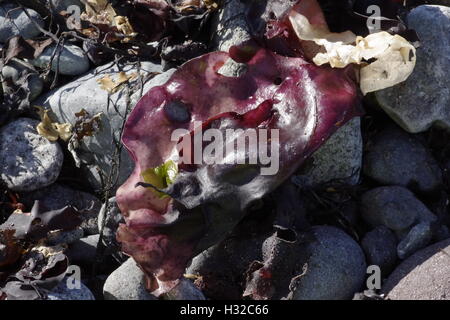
[116,44,362,295]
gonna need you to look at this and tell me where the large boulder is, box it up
[35,62,175,191]
[382,238,450,300]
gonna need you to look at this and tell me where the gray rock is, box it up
[31,44,90,76]
[382,238,450,300]
[397,222,434,259]
[20,183,101,235]
[35,62,174,191]
[363,126,442,193]
[47,277,95,300]
[103,258,157,300]
[98,197,122,242]
[294,117,363,187]
[217,58,247,77]
[66,234,99,264]
[212,0,251,51]
[1,58,43,101]
[360,186,436,231]
[97,196,126,261]
[0,118,63,192]
[0,4,44,43]
[47,226,84,245]
[361,226,398,276]
[186,232,265,299]
[292,226,366,300]
[375,5,450,133]
[162,279,205,300]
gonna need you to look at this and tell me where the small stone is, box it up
[361,186,436,231]
[32,44,90,76]
[0,4,44,42]
[103,258,157,300]
[47,227,84,245]
[47,277,95,300]
[66,235,99,264]
[364,125,442,193]
[382,238,450,300]
[97,196,126,261]
[374,5,450,133]
[291,226,367,300]
[1,58,43,101]
[397,222,434,259]
[20,183,101,235]
[295,117,363,187]
[162,279,205,300]
[361,226,398,276]
[0,118,64,192]
[186,232,265,299]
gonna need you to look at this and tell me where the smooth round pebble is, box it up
[32,44,90,76]
[360,186,436,231]
[363,125,442,193]
[103,258,157,300]
[291,226,367,300]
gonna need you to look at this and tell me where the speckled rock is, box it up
[212,0,251,51]
[360,186,436,232]
[32,44,90,76]
[364,125,442,193]
[0,118,63,192]
[47,226,84,245]
[103,258,157,300]
[0,3,44,42]
[47,277,95,300]
[291,226,367,300]
[162,279,206,300]
[375,5,450,133]
[382,238,450,300]
[294,117,363,187]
